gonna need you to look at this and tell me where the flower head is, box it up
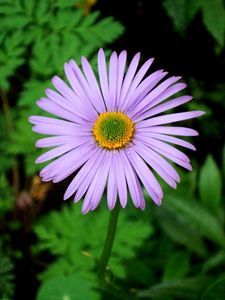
[29,49,204,213]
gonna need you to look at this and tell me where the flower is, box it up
[29,49,204,213]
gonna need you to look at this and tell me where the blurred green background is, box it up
[0,0,225,299]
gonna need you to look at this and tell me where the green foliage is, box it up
[201,0,225,46]
[0,255,14,299]
[199,155,222,215]
[163,0,225,47]
[137,276,210,299]
[36,273,100,300]
[162,251,190,282]
[33,202,153,281]
[0,173,13,216]
[0,0,124,176]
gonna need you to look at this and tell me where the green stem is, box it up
[97,203,120,283]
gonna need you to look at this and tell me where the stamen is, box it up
[93,112,134,150]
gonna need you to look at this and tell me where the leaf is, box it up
[36,273,100,300]
[200,274,225,300]
[222,144,225,180]
[33,202,153,280]
[163,251,190,282]
[163,0,201,33]
[201,0,225,45]
[202,251,225,272]
[199,155,222,214]
[155,204,207,256]
[137,276,210,299]
[164,193,225,248]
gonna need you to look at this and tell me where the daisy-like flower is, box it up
[29,49,204,213]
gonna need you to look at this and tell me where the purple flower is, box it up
[29,49,204,213]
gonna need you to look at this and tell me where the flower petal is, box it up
[107,153,118,210]
[119,150,145,209]
[81,56,106,113]
[127,148,163,205]
[98,49,110,110]
[115,153,127,208]
[123,70,167,112]
[109,51,118,111]
[134,95,193,121]
[137,111,205,127]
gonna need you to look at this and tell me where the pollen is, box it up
[93,112,134,150]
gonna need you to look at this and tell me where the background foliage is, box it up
[0,0,224,299]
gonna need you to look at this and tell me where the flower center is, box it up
[93,112,134,150]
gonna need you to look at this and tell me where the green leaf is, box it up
[199,155,222,214]
[155,204,207,256]
[163,0,201,33]
[36,274,100,300]
[163,251,190,282]
[201,0,225,45]
[222,144,225,180]
[33,202,153,280]
[137,276,210,299]
[200,274,225,300]
[202,251,225,272]
[165,193,225,248]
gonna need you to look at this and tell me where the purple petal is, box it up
[107,153,117,210]
[141,132,196,150]
[116,51,127,110]
[73,149,105,203]
[68,60,101,114]
[36,139,88,163]
[134,95,193,122]
[149,144,192,171]
[35,136,73,148]
[144,82,187,111]
[45,89,93,122]
[137,126,199,136]
[123,70,168,112]
[133,143,177,189]
[90,151,111,211]
[137,111,205,127]
[81,151,110,213]
[108,51,118,111]
[98,49,110,110]
[64,148,102,200]
[40,142,95,182]
[136,136,190,163]
[81,56,106,113]
[129,76,182,117]
[133,138,180,182]
[115,153,127,208]
[122,57,154,105]
[119,150,145,208]
[127,148,163,205]
[36,98,88,124]
[119,52,141,108]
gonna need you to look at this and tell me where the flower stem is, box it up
[97,203,120,284]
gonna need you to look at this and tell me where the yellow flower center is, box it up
[93,112,134,150]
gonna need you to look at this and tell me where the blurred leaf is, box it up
[163,0,201,33]
[164,192,225,248]
[0,255,14,299]
[156,204,207,257]
[199,155,222,214]
[201,0,225,46]
[137,276,210,299]
[202,251,225,272]
[200,274,225,300]
[36,273,100,300]
[222,144,225,180]
[163,251,190,282]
